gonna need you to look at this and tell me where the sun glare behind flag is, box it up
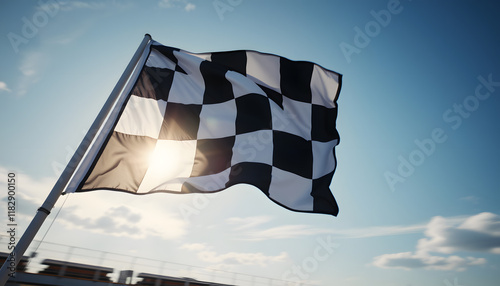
[71,39,343,216]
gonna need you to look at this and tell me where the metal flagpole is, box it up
[0,34,152,285]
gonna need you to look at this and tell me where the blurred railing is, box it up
[0,235,312,286]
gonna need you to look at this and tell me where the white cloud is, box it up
[418,212,500,254]
[56,1,106,11]
[335,223,427,239]
[373,252,486,272]
[185,3,196,11]
[181,242,288,266]
[228,215,426,241]
[158,0,195,11]
[180,242,208,251]
[242,224,333,240]
[58,199,188,240]
[158,0,174,8]
[58,205,143,238]
[0,166,188,241]
[199,250,288,266]
[17,51,48,96]
[0,82,11,92]
[41,0,132,12]
[19,52,43,76]
[373,213,500,271]
[225,215,272,230]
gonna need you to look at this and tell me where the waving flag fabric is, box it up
[75,41,342,216]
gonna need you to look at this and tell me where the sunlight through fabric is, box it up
[76,41,342,216]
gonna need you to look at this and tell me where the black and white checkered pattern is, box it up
[77,41,342,216]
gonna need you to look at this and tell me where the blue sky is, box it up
[1,0,500,285]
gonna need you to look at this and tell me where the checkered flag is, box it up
[75,41,342,216]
